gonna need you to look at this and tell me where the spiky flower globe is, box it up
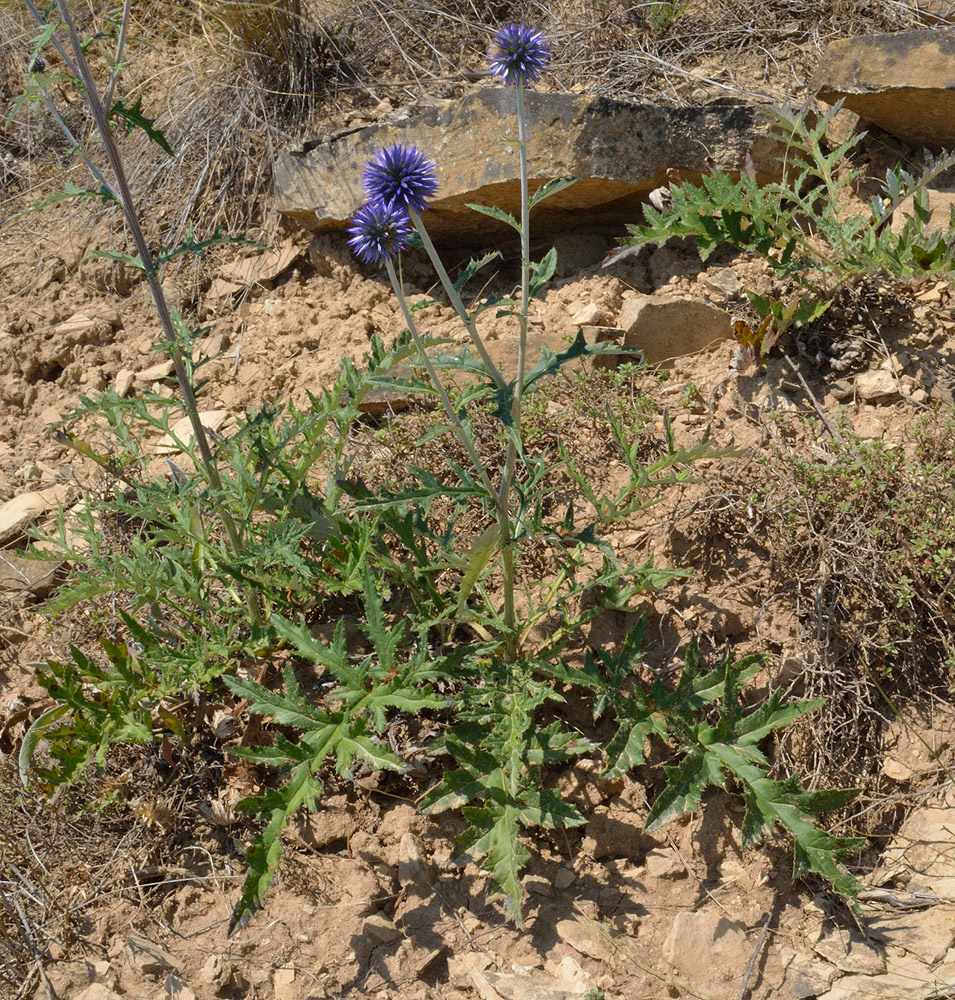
[488,24,550,86]
[347,201,413,264]
[362,144,439,214]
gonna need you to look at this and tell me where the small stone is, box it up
[164,974,196,1000]
[90,961,111,981]
[812,923,886,975]
[702,268,741,299]
[855,370,900,402]
[868,906,955,965]
[154,410,231,455]
[645,848,684,880]
[114,369,135,397]
[54,313,98,338]
[363,913,402,943]
[570,303,606,326]
[75,986,124,1000]
[551,954,594,994]
[0,551,60,595]
[123,934,178,977]
[473,970,582,1000]
[553,867,576,890]
[398,832,431,888]
[524,876,555,897]
[883,755,914,782]
[448,953,492,989]
[273,967,296,999]
[200,955,227,985]
[135,359,176,383]
[617,294,732,366]
[0,484,72,546]
[666,912,751,982]
[555,917,617,962]
[250,968,270,986]
[782,950,838,999]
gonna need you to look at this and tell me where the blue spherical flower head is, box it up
[362,144,439,214]
[489,24,550,86]
[347,201,413,264]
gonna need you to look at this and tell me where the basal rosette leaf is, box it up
[458,802,529,925]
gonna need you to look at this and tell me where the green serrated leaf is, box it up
[528,176,579,210]
[229,762,322,934]
[109,96,174,155]
[466,202,521,232]
[454,523,500,619]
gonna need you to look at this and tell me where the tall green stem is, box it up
[494,81,533,659]
[43,1,258,622]
[384,260,499,504]
[408,210,508,391]
[385,257,518,656]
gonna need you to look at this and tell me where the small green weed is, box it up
[614,102,955,356]
[647,0,690,32]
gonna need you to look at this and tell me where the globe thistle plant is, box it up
[488,24,550,87]
[362,144,439,214]
[348,26,557,662]
[346,201,413,264]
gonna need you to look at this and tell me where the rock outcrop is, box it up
[812,29,955,148]
[276,90,791,243]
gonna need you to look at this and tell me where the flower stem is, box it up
[383,259,498,504]
[493,81,534,660]
[385,256,518,655]
[408,210,508,391]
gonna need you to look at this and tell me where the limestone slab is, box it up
[276,90,790,242]
[812,30,955,148]
[666,911,751,982]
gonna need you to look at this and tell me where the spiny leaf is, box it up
[458,803,529,925]
[109,96,174,155]
[528,176,579,210]
[228,762,322,934]
[466,202,521,232]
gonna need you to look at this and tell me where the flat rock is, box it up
[782,950,838,998]
[666,912,751,983]
[155,410,232,455]
[123,934,178,977]
[890,190,955,236]
[363,913,402,943]
[855,370,900,402]
[114,369,135,397]
[879,789,955,889]
[136,359,176,383]
[816,951,955,1000]
[470,970,582,1000]
[867,906,955,965]
[0,484,72,546]
[0,551,60,595]
[617,294,732,365]
[397,832,431,888]
[811,30,955,148]
[812,923,886,975]
[273,966,296,1000]
[276,90,790,243]
[75,986,124,1000]
[207,241,303,299]
[555,916,618,963]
